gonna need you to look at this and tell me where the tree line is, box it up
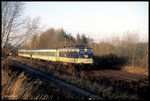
[20,28,148,69]
[22,28,89,49]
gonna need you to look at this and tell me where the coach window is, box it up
[68,52,70,58]
[62,52,64,57]
[69,52,71,58]
[75,52,79,58]
[66,52,68,57]
[71,52,74,58]
[70,52,73,58]
[60,52,62,57]
[71,52,73,58]
[65,52,67,57]
[64,52,67,57]
[61,52,64,57]
[67,52,69,58]
[61,52,63,57]
[59,52,61,57]
[70,52,72,58]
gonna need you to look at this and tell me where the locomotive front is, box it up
[75,48,93,64]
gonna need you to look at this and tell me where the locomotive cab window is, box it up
[79,49,92,58]
[87,50,92,54]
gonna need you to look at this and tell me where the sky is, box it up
[23,1,148,43]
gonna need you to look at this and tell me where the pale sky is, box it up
[23,1,148,42]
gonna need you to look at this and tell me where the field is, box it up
[4,56,148,100]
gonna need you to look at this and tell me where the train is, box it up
[18,47,93,70]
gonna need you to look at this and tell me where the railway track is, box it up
[90,70,148,85]
[10,56,148,86]
[8,56,149,99]
[8,59,104,100]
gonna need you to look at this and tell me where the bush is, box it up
[94,53,127,69]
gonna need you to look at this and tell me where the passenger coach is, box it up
[18,47,93,68]
[18,49,57,61]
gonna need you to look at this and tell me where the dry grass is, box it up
[1,67,31,99]
[121,66,148,76]
[1,59,72,100]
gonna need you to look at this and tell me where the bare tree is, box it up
[75,33,82,46]
[30,33,39,49]
[121,31,139,67]
[1,2,40,59]
[110,36,122,57]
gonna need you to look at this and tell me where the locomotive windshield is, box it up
[79,49,92,58]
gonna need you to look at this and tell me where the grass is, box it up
[1,59,73,100]
[9,57,143,100]
[2,64,32,100]
[121,66,148,76]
